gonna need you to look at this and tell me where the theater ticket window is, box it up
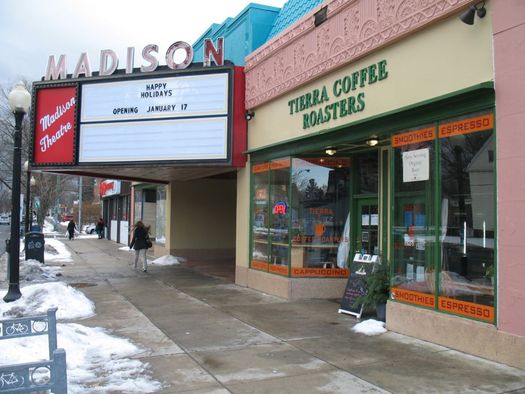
[390,112,496,323]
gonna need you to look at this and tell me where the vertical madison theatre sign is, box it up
[30,38,247,170]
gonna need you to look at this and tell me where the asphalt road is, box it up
[0,224,9,256]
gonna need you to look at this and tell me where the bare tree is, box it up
[0,80,33,212]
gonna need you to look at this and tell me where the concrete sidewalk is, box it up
[55,235,525,393]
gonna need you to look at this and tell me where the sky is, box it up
[0,0,287,86]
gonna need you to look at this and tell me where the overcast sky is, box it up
[0,0,286,86]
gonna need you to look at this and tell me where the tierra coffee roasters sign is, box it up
[31,37,247,169]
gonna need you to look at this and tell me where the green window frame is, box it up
[390,111,496,324]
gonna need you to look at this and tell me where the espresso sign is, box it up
[33,86,77,165]
[80,73,228,122]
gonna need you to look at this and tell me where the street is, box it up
[0,224,9,257]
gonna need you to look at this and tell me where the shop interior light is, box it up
[459,1,486,25]
[325,147,337,156]
[366,137,379,147]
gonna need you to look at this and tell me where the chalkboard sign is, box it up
[338,273,367,318]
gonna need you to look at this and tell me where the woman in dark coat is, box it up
[67,220,76,240]
[129,221,151,272]
[96,218,104,239]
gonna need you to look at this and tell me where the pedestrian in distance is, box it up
[96,217,105,239]
[129,221,151,272]
[67,219,76,241]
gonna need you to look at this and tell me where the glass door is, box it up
[356,198,379,255]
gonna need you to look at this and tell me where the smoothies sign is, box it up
[34,87,76,164]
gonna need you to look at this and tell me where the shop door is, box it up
[356,198,379,255]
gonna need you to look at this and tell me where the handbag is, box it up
[146,237,153,248]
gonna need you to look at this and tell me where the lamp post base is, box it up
[3,284,22,302]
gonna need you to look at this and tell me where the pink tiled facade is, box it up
[245,0,473,109]
[244,0,525,343]
[494,0,525,337]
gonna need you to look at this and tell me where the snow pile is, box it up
[0,282,161,393]
[44,237,73,263]
[352,319,387,336]
[0,282,95,320]
[43,219,59,234]
[19,259,62,282]
[60,324,162,393]
[151,255,183,265]
[0,253,62,286]
[119,246,133,252]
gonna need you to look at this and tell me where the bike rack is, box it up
[0,308,68,393]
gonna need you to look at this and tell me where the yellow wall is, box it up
[169,178,236,250]
[247,12,494,150]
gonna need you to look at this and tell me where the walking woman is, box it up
[67,220,76,241]
[129,221,151,272]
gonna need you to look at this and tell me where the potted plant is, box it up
[354,260,390,321]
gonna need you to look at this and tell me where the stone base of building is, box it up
[387,301,525,370]
[169,248,235,261]
[235,266,348,300]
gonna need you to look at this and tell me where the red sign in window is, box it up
[33,86,77,165]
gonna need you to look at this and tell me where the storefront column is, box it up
[165,182,173,254]
[235,165,251,287]
[493,0,525,337]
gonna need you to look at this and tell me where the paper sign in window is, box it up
[402,148,429,183]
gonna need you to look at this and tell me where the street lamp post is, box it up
[23,161,36,233]
[3,82,31,303]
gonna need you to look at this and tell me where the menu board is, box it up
[338,254,379,318]
[338,273,367,318]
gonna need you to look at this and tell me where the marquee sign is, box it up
[80,73,228,122]
[33,86,77,165]
[45,38,225,81]
[31,64,247,168]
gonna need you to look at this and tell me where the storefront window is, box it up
[134,188,142,224]
[250,157,350,278]
[269,159,291,275]
[290,157,350,277]
[438,115,495,321]
[119,196,129,221]
[251,163,270,270]
[156,186,166,244]
[391,113,496,323]
[391,127,436,304]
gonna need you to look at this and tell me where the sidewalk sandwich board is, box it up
[338,254,379,318]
